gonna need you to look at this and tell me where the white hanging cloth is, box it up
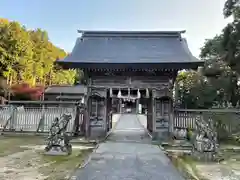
[81,97,85,104]
[137,89,141,98]
[117,89,121,98]
[110,88,113,97]
[146,88,149,98]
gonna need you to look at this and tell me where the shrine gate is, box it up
[57,30,203,140]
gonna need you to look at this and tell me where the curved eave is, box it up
[56,61,204,71]
[56,30,204,70]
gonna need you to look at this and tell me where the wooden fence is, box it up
[0,104,81,133]
[1,104,240,138]
[174,109,240,136]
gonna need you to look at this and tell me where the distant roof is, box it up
[57,30,203,69]
[56,95,83,100]
[45,85,87,95]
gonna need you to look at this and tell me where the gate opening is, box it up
[122,99,136,113]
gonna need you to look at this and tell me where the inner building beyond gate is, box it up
[110,88,148,114]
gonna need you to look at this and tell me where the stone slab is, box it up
[44,150,69,156]
[71,114,185,180]
[44,146,71,156]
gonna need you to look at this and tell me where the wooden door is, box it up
[155,98,171,138]
[89,96,105,129]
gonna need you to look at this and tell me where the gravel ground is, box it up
[0,136,94,180]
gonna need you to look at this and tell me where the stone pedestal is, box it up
[192,149,217,162]
[45,144,72,156]
[152,131,170,143]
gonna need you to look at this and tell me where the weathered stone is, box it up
[44,145,72,156]
[44,113,72,156]
[192,115,219,161]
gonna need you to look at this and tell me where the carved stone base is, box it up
[152,131,169,142]
[44,145,72,156]
[192,149,217,162]
[89,128,106,139]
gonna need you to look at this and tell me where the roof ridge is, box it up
[78,30,185,38]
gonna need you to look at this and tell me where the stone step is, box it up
[71,137,98,145]
[161,140,192,147]
[164,149,192,156]
[161,140,193,155]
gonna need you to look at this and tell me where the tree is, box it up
[222,0,240,74]
[175,0,240,108]
[0,18,77,95]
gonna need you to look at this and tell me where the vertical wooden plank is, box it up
[103,89,107,134]
[152,97,155,133]
[147,97,153,132]
[169,99,174,134]
[86,77,92,138]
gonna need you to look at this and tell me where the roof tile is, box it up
[58,30,201,65]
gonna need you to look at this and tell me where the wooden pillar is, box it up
[119,98,122,113]
[168,99,174,135]
[136,99,139,114]
[85,96,91,138]
[106,94,112,132]
[147,96,153,132]
[86,76,92,138]
[152,97,156,133]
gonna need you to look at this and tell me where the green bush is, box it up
[186,128,193,141]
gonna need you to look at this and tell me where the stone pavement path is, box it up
[71,114,185,180]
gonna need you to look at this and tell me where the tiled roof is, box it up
[58,30,201,65]
[45,85,87,94]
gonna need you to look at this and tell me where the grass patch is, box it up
[0,136,95,180]
[39,148,94,180]
[168,153,208,180]
[0,136,44,156]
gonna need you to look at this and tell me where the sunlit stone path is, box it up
[71,114,185,180]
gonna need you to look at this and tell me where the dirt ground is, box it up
[195,145,240,180]
[0,136,94,180]
[167,143,240,180]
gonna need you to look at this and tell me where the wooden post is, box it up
[147,94,153,133]
[119,98,122,113]
[152,96,155,133]
[168,99,174,136]
[8,71,12,101]
[136,99,139,114]
[86,77,92,138]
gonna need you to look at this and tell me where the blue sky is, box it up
[0,0,232,57]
